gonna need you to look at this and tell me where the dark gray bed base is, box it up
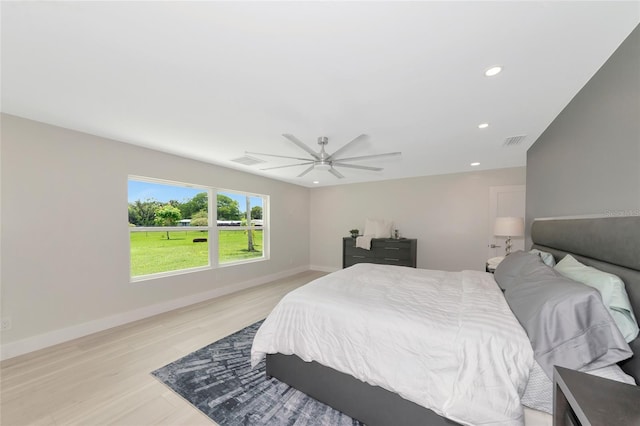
[266,353,460,426]
[266,216,640,425]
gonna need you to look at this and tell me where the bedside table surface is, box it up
[554,366,640,425]
[486,256,505,273]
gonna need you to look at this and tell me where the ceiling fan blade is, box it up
[282,134,320,160]
[327,134,367,161]
[329,168,344,179]
[261,161,314,171]
[332,163,383,172]
[334,152,401,162]
[246,151,311,161]
[297,165,315,177]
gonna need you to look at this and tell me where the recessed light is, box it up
[470,162,480,167]
[313,181,319,184]
[478,123,489,129]
[484,66,502,77]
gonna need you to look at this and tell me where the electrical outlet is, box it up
[0,316,12,331]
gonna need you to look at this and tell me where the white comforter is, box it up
[251,264,534,426]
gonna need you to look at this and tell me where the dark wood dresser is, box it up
[342,237,417,268]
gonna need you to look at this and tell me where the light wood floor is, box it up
[0,270,326,426]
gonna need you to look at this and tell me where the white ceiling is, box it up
[2,2,638,188]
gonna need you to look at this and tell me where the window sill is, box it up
[130,265,212,283]
[218,256,269,268]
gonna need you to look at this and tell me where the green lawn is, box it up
[130,229,263,277]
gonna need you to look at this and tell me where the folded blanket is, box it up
[356,235,373,250]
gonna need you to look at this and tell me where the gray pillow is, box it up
[494,250,544,291]
[504,261,632,379]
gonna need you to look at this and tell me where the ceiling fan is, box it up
[246,134,401,179]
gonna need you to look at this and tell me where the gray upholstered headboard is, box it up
[530,216,640,383]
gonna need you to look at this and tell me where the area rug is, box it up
[152,320,363,426]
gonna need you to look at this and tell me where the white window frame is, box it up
[128,176,269,282]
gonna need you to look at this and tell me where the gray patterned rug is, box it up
[152,320,363,426]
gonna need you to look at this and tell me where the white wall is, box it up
[310,167,526,271]
[0,114,310,357]
[0,113,526,358]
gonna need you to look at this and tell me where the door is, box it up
[488,185,526,258]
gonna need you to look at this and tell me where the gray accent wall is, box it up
[526,25,640,244]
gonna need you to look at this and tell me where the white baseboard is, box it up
[309,264,340,273]
[0,265,310,361]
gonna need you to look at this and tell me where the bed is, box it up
[251,216,640,426]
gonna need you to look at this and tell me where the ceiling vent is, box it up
[503,135,527,146]
[230,155,265,166]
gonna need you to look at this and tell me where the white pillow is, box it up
[529,249,556,267]
[363,218,377,236]
[364,218,393,238]
[376,220,393,238]
[555,254,639,342]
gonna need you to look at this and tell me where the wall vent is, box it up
[230,155,265,166]
[503,135,526,146]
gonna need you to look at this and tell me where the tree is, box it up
[246,196,254,252]
[190,210,208,226]
[128,199,162,226]
[217,194,241,220]
[179,192,208,219]
[251,206,262,220]
[128,205,141,226]
[154,204,182,239]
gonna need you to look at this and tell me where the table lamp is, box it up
[494,217,524,255]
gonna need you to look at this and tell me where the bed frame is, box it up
[266,216,640,425]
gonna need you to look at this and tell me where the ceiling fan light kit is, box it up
[246,134,401,179]
[315,162,332,171]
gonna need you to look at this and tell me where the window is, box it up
[217,191,266,264]
[128,177,268,281]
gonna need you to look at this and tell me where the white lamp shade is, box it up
[494,217,524,237]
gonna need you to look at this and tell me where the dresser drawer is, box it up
[344,256,375,268]
[371,239,412,249]
[345,245,376,258]
[373,246,412,260]
[374,257,414,267]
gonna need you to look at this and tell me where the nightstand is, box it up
[553,366,640,425]
[485,256,505,273]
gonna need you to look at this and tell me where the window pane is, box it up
[130,230,209,276]
[216,192,263,222]
[249,196,263,226]
[218,228,263,264]
[129,178,210,278]
[217,191,265,264]
[216,192,243,222]
[128,180,208,227]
